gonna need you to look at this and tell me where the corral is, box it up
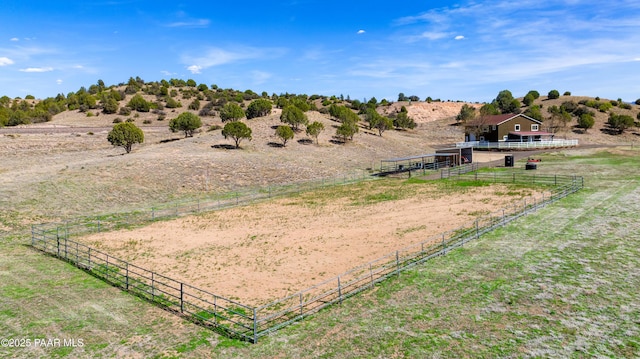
[75,180,537,305]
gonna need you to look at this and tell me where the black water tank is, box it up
[525,163,537,170]
[505,155,514,167]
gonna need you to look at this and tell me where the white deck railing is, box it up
[456,140,578,150]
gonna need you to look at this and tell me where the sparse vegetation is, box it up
[169,112,202,138]
[222,121,252,148]
[275,125,294,146]
[219,102,245,122]
[548,89,560,99]
[305,121,324,144]
[107,122,144,153]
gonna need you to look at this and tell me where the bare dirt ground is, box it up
[80,182,541,305]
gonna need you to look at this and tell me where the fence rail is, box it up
[31,171,583,343]
[456,140,579,150]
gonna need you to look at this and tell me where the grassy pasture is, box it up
[1,148,639,358]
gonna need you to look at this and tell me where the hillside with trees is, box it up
[1,78,639,149]
[455,89,640,144]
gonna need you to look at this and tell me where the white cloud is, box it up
[419,31,449,40]
[19,67,53,73]
[250,70,272,85]
[187,65,202,74]
[455,35,465,40]
[56,79,63,85]
[0,57,14,66]
[10,37,19,42]
[357,30,366,34]
[160,70,177,76]
[183,46,286,74]
[166,19,210,28]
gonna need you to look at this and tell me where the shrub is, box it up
[275,125,294,146]
[127,94,151,112]
[107,122,144,153]
[169,112,202,137]
[222,121,252,148]
[577,114,595,132]
[548,90,560,99]
[246,98,272,119]
[598,102,613,113]
[607,113,634,134]
[563,91,572,96]
[143,119,152,124]
[113,118,123,123]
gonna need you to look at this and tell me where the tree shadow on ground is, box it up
[267,142,285,148]
[159,138,181,143]
[212,144,237,150]
[600,127,622,136]
[297,138,313,145]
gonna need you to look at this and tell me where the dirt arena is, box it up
[80,181,540,306]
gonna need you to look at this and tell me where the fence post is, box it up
[152,272,155,301]
[442,233,446,255]
[180,283,184,313]
[475,219,479,239]
[337,277,342,304]
[76,241,79,264]
[214,297,218,324]
[88,247,91,268]
[126,262,129,290]
[369,263,374,289]
[396,251,400,276]
[56,227,60,257]
[299,293,304,315]
[253,307,258,344]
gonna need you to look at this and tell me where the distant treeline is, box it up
[0,76,446,127]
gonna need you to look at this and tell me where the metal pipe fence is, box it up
[30,171,583,343]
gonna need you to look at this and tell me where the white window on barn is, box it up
[531,124,539,131]
[514,124,521,131]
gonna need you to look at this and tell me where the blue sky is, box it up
[1,0,639,102]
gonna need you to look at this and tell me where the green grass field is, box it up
[1,148,639,358]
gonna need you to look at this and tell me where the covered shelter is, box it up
[379,153,460,174]
[435,146,473,165]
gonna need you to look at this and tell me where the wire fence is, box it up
[31,170,583,343]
